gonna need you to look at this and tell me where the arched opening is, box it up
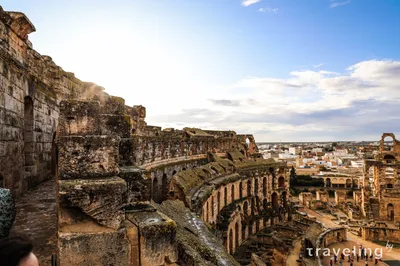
[346,179,352,188]
[326,178,331,187]
[24,96,34,183]
[229,229,233,254]
[161,173,168,202]
[0,173,4,188]
[242,223,246,241]
[278,176,285,188]
[231,184,235,202]
[383,136,395,151]
[388,204,394,221]
[224,186,228,206]
[263,177,267,197]
[152,177,159,203]
[217,191,221,211]
[235,222,239,250]
[272,192,279,210]
[251,198,255,216]
[254,178,259,195]
[243,201,249,216]
[353,179,359,189]
[247,179,252,197]
[239,181,243,199]
[384,154,396,164]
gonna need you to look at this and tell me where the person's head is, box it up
[0,235,39,266]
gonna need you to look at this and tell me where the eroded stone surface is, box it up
[59,177,127,229]
[59,228,130,266]
[57,135,120,179]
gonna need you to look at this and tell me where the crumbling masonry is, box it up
[0,6,293,265]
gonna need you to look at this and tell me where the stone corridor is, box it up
[10,179,57,265]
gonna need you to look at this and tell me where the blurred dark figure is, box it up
[0,235,39,266]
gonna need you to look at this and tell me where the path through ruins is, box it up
[10,179,57,265]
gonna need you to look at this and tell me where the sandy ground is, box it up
[286,239,302,266]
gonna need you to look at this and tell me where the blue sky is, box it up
[2,0,400,141]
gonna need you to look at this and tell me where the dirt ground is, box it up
[10,179,57,265]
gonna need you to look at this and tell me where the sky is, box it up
[2,0,400,142]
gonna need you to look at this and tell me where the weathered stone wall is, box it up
[0,7,106,197]
[362,133,400,221]
[168,151,291,255]
[362,226,400,243]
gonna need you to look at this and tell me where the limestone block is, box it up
[59,177,127,229]
[57,100,101,137]
[119,166,150,202]
[126,210,178,266]
[100,114,131,138]
[57,135,119,179]
[119,137,134,166]
[58,228,130,266]
[101,96,126,114]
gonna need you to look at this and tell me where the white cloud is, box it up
[313,63,325,68]
[148,59,400,141]
[242,0,261,7]
[330,0,351,8]
[258,7,278,13]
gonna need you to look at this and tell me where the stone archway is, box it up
[254,178,259,196]
[353,179,359,189]
[161,173,168,202]
[247,179,252,197]
[152,177,159,203]
[231,184,235,202]
[388,203,394,221]
[243,201,249,216]
[263,177,267,197]
[278,176,285,188]
[229,229,233,254]
[272,192,278,210]
[326,178,331,187]
[346,179,352,188]
[235,222,239,251]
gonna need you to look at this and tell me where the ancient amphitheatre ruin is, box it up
[0,5,400,266]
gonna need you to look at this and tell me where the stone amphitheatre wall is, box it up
[0,7,111,196]
[0,6,294,265]
[169,152,291,254]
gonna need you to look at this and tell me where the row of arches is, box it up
[202,175,287,224]
[152,169,178,203]
[325,177,359,188]
[226,199,287,255]
[135,138,239,165]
